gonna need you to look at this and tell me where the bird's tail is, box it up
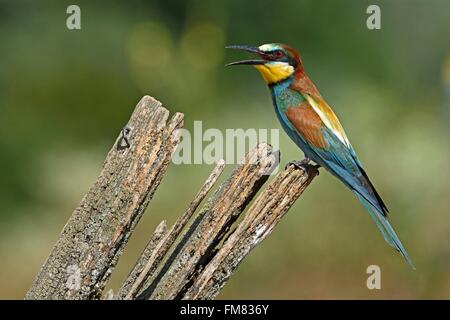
[354,192,415,270]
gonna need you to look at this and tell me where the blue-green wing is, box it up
[287,115,414,268]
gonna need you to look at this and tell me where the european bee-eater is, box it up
[226,43,414,268]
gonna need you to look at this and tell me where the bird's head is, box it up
[226,43,301,85]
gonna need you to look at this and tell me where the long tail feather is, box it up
[354,193,415,269]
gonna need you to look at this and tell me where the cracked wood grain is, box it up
[25,96,183,300]
[182,164,318,300]
[146,143,277,300]
[118,160,226,299]
[114,220,167,299]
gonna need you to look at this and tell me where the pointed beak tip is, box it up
[225,45,244,49]
[225,60,265,67]
[224,61,243,67]
[225,45,265,67]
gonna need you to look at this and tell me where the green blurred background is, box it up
[1,0,450,299]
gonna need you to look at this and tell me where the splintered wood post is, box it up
[145,143,278,300]
[182,164,318,300]
[115,220,168,299]
[25,96,183,300]
[117,160,226,300]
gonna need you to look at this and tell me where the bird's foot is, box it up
[117,125,132,150]
[312,164,321,175]
[285,158,321,175]
[285,157,311,171]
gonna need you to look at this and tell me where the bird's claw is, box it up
[312,164,321,175]
[285,158,321,175]
[117,125,132,150]
[285,158,310,171]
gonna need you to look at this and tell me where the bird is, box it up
[226,43,414,268]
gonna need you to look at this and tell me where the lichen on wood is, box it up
[25,96,183,300]
[146,143,277,300]
[182,164,318,300]
[119,160,226,300]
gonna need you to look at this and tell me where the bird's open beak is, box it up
[225,45,267,66]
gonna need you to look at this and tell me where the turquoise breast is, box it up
[270,78,305,128]
[269,78,321,164]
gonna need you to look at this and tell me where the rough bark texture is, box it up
[119,160,226,300]
[182,164,318,300]
[145,143,277,300]
[115,220,167,299]
[25,96,183,300]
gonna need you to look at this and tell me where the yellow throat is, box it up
[255,62,294,85]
